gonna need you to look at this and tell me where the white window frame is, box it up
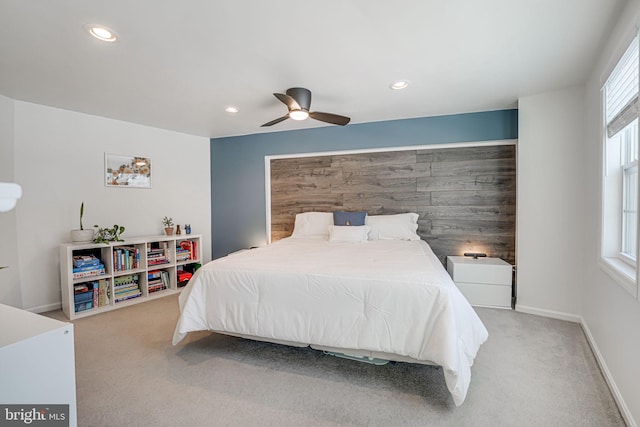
[600,33,640,299]
[621,126,638,265]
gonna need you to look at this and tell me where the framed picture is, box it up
[105,153,152,188]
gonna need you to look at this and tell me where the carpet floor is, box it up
[45,294,625,426]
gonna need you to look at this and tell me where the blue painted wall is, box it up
[210,110,518,259]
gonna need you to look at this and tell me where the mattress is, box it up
[173,237,488,405]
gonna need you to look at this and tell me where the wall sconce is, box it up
[0,182,22,212]
[464,252,487,260]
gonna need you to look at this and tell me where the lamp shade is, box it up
[0,182,22,212]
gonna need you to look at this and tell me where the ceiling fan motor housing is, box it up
[286,87,311,111]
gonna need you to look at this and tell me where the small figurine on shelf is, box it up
[176,224,181,235]
[185,224,191,235]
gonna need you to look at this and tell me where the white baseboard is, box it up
[26,302,62,314]
[514,304,581,323]
[580,317,636,427]
[515,303,636,427]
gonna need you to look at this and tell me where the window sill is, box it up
[599,257,638,298]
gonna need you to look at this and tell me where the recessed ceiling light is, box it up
[389,80,410,90]
[87,25,117,42]
[225,106,239,113]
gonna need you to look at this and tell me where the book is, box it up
[113,247,140,271]
[161,270,170,288]
[73,255,100,268]
[98,279,109,307]
[176,248,191,262]
[93,282,98,307]
[73,263,105,273]
[113,274,139,286]
[114,284,139,292]
[177,240,198,261]
[114,291,142,303]
[114,288,140,297]
[148,283,166,293]
[73,268,105,279]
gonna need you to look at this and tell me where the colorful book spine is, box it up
[113,274,139,286]
[98,279,109,306]
[72,263,105,273]
[113,247,140,272]
[114,291,142,303]
[73,268,105,279]
[93,282,98,307]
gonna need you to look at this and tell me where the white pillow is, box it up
[328,225,370,243]
[366,213,420,241]
[291,212,333,239]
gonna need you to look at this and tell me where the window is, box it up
[601,34,639,297]
[621,122,638,260]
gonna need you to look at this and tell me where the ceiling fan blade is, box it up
[273,93,301,111]
[309,111,351,126]
[261,114,290,127]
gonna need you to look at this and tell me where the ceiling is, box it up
[0,1,626,138]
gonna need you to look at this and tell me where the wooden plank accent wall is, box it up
[270,144,516,265]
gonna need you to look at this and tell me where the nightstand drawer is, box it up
[456,282,512,308]
[446,256,511,285]
[446,256,513,308]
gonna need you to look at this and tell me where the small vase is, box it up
[164,227,174,236]
[176,225,181,235]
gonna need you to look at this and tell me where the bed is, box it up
[173,212,488,406]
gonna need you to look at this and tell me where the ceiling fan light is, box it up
[289,109,309,121]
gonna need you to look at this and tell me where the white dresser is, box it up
[0,304,77,426]
[446,256,513,308]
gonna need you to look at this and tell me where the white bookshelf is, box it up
[60,234,201,320]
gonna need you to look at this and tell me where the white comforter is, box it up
[173,238,488,405]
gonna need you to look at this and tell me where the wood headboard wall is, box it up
[269,142,516,265]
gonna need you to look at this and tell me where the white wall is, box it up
[516,86,586,320]
[516,2,640,423]
[582,0,640,424]
[0,95,22,307]
[6,101,211,311]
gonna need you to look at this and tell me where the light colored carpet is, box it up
[45,295,624,426]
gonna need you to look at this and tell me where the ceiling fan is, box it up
[261,87,351,127]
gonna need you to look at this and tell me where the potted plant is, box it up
[163,216,174,235]
[71,201,95,242]
[93,224,125,244]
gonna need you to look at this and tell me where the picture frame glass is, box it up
[105,153,152,188]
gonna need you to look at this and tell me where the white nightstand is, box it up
[446,256,513,308]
